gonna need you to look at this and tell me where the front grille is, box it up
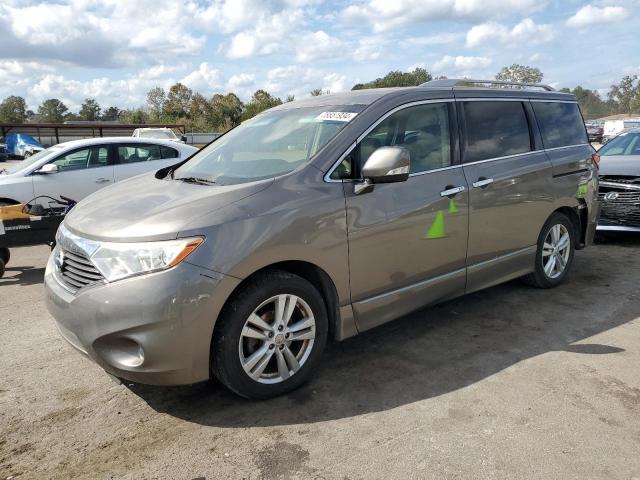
[59,249,104,291]
[600,175,640,186]
[598,178,640,227]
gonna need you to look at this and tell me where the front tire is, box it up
[212,270,328,399]
[522,212,575,288]
[0,248,9,266]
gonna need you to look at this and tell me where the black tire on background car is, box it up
[522,212,575,289]
[0,247,9,266]
[0,258,5,279]
[212,270,328,399]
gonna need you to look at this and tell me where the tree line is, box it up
[1,64,639,131]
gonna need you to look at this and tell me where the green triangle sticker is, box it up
[449,199,458,214]
[426,210,446,239]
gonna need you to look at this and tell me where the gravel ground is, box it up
[1,235,640,480]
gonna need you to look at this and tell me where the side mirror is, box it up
[35,164,58,175]
[355,146,410,194]
[180,135,188,143]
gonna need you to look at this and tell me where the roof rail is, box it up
[420,78,555,92]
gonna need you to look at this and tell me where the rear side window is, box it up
[160,145,179,159]
[463,101,531,163]
[532,102,587,149]
[117,144,162,164]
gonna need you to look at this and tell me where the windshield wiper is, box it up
[175,176,216,185]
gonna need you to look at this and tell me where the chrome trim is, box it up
[596,225,640,232]
[544,143,591,152]
[357,268,466,305]
[599,181,640,191]
[472,178,494,188]
[529,99,579,104]
[409,164,461,177]
[324,99,454,183]
[467,246,537,272]
[440,186,465,197]
[463,150,533,166]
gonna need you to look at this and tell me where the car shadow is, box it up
[0,266,46,286]
[127,240,640,427]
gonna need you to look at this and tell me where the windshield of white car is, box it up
[174,105,365,185]
[599,132,640,156]
[5,147,61,174]
[140,130,177,139]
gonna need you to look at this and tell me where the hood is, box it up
[599,155,640,177]
[64,172,274,242]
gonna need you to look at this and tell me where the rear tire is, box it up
[522,212,575,288]
[0,248,9,266]
[0,258,5,278]
[212,270,328,399]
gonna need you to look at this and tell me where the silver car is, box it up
[45,79,600,399]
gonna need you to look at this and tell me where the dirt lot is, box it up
[1,236,640,480]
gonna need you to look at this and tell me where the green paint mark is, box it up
[449,198,458,214]
[576,184,588,198]
[426,210,446,239]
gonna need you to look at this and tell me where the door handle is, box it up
[440,186,465,197]
[95,178,110,184]
[472,178,494,188]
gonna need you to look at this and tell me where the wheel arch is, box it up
[212,260,344,346]
[0,198,21,206]
[552,204,587,249]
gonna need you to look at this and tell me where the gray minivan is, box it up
[45,79,600,399]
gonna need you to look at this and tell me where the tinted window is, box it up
[532,102,587,149]
[160,145,179,159]
[331,103,451,179]
[52,146,108,171]
[463,101,531,163]
[117,144,162,164]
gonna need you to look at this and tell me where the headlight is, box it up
[91,237,204,282]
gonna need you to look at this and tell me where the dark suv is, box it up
[46,79,600,399]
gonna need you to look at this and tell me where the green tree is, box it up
[146,87,166,121]
[210,93,244,131]
[165,83,193,119]
[352,68,432,90]
[101,106,121,121]
[608,75,639,115]
[310,88,325,96]
[188,93,214,131]
[560,86,613,119]
[241,89,282,121]
[79,98,101,121]
[285,94,295,103]
[495,64,543,85]
[0,95,28,123]
[120,108,148,124]
[37,98,69,122]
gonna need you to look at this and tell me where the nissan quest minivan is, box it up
[45,79,600,399]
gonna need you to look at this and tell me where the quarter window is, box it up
[463,101,531,163]
[532,102,588,149]
[160,146,179,159]
[117,144,162,164]
[52,146,108,171]
[331,103,452,179]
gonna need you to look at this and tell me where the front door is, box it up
[343,101,469,331]
[32,145,114,203]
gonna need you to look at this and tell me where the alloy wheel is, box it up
[238,294,316,384]
[542,224,571,279]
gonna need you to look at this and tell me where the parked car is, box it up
[0,137,197,205]
[586,123,604,143]
[132,127,186,143]
[596,128,640,232]
[0,141,7,162]
[45,79,599,399]
[3,133,45,159]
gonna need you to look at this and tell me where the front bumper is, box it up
[45,253,240,385]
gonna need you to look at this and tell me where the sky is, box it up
[0,0,638,112]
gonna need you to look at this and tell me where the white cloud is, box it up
[180,62,222,93]
[265,66,348,98]
[296,31,343,63]
[403,33,463,47]
[466,18,554,48]
[343,0,542,32]
[432,55,492,76]
[566,4,627,29]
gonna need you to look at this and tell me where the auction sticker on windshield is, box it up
[316,112,358,122]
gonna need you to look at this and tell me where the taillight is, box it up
[592,153,600,168]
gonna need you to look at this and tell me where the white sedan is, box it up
[0,137,197,205]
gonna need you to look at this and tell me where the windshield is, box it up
[4,147,61,174]
[140,130,177,139]
[599,132,640,156]
[174,105,364,185]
